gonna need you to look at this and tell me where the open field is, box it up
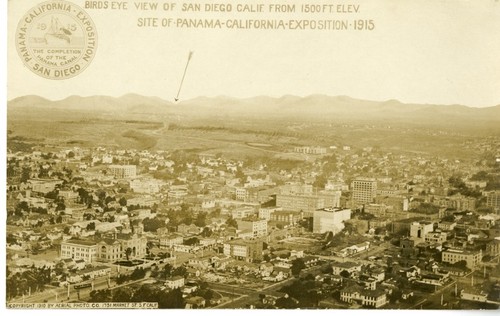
[7,96,499,161]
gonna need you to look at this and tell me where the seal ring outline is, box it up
[15,0,98,80]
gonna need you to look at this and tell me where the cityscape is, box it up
[5,94,500,309]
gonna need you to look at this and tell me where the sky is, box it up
[6,0,500,107]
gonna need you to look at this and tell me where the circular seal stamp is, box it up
[15,0,98,80]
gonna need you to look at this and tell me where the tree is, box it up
[118,197,127,206]
[291,258,305,277]
[172,266,187,277]
[194,212,207,227]
[146,241,155,255]
[226,216,238,228]
[275,296,298,309]
[340,270,351,279]
[158,288,185,308]
[130,267,146,280]
[20,167,31,183]
[142,218,166,232]
[15,201,29,214]
[184,237,199,246]
[86,222,96,231]
[452,260,468,270]
[55,201,66,211]
[125,247,132,261]
[160,264,173,279]
[112,287,133,302]
[89,289,112,302]
[201,227,212,237]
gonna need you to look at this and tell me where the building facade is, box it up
[442,248,482,269]
[313,208,352,234]
[108,165,137,178]
[60,240,98,263]
[351,178,377,205]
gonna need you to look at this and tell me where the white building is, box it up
[410,221,434,240]
[259,207,281,220]
[313,208,351,234]
[237,218,268,237]
[60,239,98,263]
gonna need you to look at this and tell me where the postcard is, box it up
[5,0,500,311]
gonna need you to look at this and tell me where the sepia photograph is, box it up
[4,0,500,311]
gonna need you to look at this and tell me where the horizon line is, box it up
[7,93,500,109]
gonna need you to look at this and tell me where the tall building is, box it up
[351,178,377,205]
[276,194,324,217]
[313,208,351,234]
[486,191,500,211]
[108,165,137,178]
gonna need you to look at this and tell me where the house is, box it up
[185,296,206,309]
[460,288,488,303]
[402,290,414,300]
[178,224,201,235]
[337,241,370,257]
[340,284,388,308]
[159,234,184,249]
[272,266,291,280]
[74,259,86,270]
[331,261,363,276]
[260,262,274,277]
[165,275,185,289]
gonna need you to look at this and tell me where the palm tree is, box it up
[125,247,132,261]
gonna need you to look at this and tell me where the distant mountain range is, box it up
[8,94,500,127]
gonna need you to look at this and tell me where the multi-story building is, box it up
[276,194,324,217]
[409,221,434,240]
[437,221,457,231]
[159,234,184,249]
[293,146,327,155]
[340,285,388,308]
[96,239,122,262]
[486,191,500,211]
[313,208,351,234]
[280,183,313,195]
[60,239,98,263]
[351,178,377,206]
[28,179,64,195]
[223,239,263,262]
[165,276,185,289]
[437,194,476,211]
[331,261,363,276]
[95,233,148,262]
[259,207,281,220]
[231,206,256,219]
[236,217,268,237]
[129,178,164,194]
[442,248,482,269]
[108,165,137,178]
[269,210,303,225]
[235,187,248,201]
[364,204,388,217]
[374,195,409,212]
[424,232,447,244]
[118,233,147,259]
[318,190,342,208]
